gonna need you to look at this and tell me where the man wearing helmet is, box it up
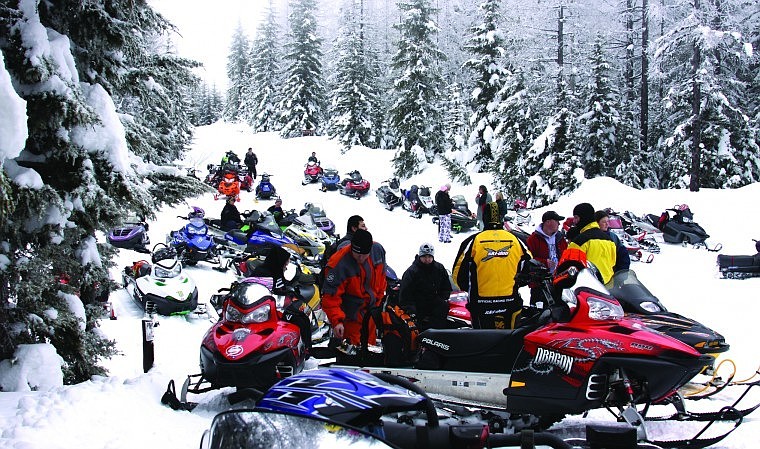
[453,202,532,329]
[399,243,452,330]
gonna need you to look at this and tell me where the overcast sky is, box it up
[148,0,269,89]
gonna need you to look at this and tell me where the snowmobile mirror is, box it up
[200,410,395,449]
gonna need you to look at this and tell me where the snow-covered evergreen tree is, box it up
[463,0,512,171]
[491,69,537,201]
[579,36,621,179]
[525,72,583,207]
[326,2,383,151]
[224,25,251,122]
[652,0,759,189]
[278,0,326,138]
[0,0,206,383]
[245,3,282,132]
[389,0,446,178]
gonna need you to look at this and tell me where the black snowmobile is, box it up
[605,269,729,363]
[649,204,719,250]
[432,194,478,232]
[717,239,760,279]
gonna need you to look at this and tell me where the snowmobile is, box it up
[301,160,323,185]
[617,210,663,254]
[300,202,335,236]
[215,210,304,259]
[107,215,150,253]
[604,269,729,362]
[717,239,760,279]
[432,195,478,233]
[338,170,370,199]
[446,290,471,328]
[416,185,435,214]
[602,210,652,262]
[283,213,333,258]
[121,243,200,316]
[376,178,404,211]
[320,167,341,192]
[503,199,533,234]
[652,204,721,250]
[180,274,329,400]
[319,257,713,437]
[255,173,277,200]
[214,169,241,200]
[200,367,586,449]
[167,207,219,266]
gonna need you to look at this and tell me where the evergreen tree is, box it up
[652,0,759,189]
[491,69,537,201]
[441,83,469,154]
[245,3,282,132]
[326,2,383,151]
[224,24,251,122]
[463,0,511,171]
[580,36,621,179]
[278,0,326,138]
[389,0,446,178]
[525,72,582,207]
[0,0,206,383]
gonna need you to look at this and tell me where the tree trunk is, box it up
[625,0,635,102]
[640,0,649,151]
[689,0,702,192]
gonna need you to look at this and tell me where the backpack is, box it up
[361,304,420,367]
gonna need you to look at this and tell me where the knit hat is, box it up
[351,229,374,255]
[483,202,502,229]
[418,242,435,257]
[572,203,596,224]
[440,184,450,192]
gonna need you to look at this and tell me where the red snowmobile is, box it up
[301,161,324,185]
[338,170,370,199]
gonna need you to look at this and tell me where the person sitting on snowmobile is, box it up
[399,243,452,331]
[322,229,387,346]
[221,150,240,166]
[220,196,242,231]
[249,245,291,295]
[267,198,285,223]
[307,151,319,164]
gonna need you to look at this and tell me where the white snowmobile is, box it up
[122,243,204,317]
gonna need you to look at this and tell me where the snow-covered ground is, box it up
[1,121,759,448]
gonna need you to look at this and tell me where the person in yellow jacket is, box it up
[452,202,532,329]
[565,202,617,283]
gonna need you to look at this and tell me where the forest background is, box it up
[0,0,757,387]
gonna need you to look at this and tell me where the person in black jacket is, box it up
[244,147,258,179]
[399,243,452,331]
[434,184,453,243]
[220,196,242,231]
[249,245,291,294]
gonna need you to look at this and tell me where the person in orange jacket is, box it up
[322,229,387,345]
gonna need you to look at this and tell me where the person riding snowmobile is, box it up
[220,196,242,231]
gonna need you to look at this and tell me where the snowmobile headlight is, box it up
[242,304,271,324]
[587,297,624,321]
[639,301,662,313]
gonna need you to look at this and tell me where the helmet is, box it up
[188,206,205,219]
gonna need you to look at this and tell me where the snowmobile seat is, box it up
[415,328,532,374]
[717,254,760,273]
[228,229,248,243]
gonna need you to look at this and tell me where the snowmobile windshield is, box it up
[154,263,181,279]
[569,269,624,320]
[389,179,399,189]
[419,187,430,196]
[231,283,274,308]
[350,172,362,182]
[200,410,392,449]
[187,218,207,234]
[605,269,664,313]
